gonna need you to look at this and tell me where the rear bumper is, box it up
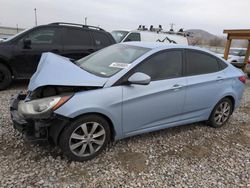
[10,93,69,144]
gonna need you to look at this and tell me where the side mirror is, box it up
[23,39,31,49]
[128,72,151,85]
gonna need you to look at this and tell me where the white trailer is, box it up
[111,25,189,45]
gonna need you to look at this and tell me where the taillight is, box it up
[248,60,250,64]
[239,76,246,84]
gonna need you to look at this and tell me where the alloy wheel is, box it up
[214,101,231,125]
[69,122,106,157]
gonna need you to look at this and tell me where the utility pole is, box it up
[34,8,37,26]
[84,17,87,25]
[170,23,175,31]
[16,24,19,33]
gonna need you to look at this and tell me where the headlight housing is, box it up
[18,95,72,118]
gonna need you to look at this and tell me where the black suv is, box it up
[0,22,116,90]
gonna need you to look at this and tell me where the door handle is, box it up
[171,84,182,90]
[217,76,224,81]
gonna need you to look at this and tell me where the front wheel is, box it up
[59,115,111,161]
[0,64,12,91]
[208,98,233,128]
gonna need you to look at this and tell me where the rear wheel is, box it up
[208,98,233,128]
[0,64,12,91]
[59,115,110,161]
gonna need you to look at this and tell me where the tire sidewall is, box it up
[59,115,111,162]
[209,98,233,128]
[0,64,12,90]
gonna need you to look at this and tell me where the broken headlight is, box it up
[18,95,71,118]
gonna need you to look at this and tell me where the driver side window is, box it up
[124,33,141,42]
[132,50,183,81]
[21,28,57,44]
[239,50,246,56]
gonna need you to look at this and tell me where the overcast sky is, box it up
[0,0,249,35]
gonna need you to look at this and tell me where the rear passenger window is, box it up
[64,28,92,46]
[186,50,220,76]
[133,50,182,81]
[217,59,228,70]
[124,33,141,42]
[92,32,110,47]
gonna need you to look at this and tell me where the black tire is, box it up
[208,98,233,128]
[59,114,111,162]
[0,64,12,91]
[248,74,250,78]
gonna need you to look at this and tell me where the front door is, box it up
[11,26,63,78]
[121,49,187,135]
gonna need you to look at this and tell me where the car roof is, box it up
[122,42,211,52]
[39,23,107,32]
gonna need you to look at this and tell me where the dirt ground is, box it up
[0,80,249,187]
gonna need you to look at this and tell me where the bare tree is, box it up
[241,41,249,48]
[189,37,203,46]
[209,37,224,47]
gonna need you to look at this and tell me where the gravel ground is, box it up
[0,80,250,187]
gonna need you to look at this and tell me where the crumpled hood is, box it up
[28,52,108,91]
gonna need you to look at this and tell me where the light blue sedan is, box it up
[10,42,246,161]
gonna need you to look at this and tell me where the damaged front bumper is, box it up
[10,92,69,144]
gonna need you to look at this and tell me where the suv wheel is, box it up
[208,98,233,128]
[59,115,110,161]
[0,64,12,90]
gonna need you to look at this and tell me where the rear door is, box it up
[61,27,95,60]
[91,31,114,51]
[181,49,226,120]
[121,49,187,135]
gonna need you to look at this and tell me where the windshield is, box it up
[229,49,246,56]
[77,44,150,77]
[111,30,129,43]
[4,28,30,42]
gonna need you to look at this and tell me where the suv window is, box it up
[186,50,220,76]
[124,33,141,42]
[64,28,92,46]
[132,50,183,81]
[92,32,111,47]
[239,50,246,56]
[22,28,57,44]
